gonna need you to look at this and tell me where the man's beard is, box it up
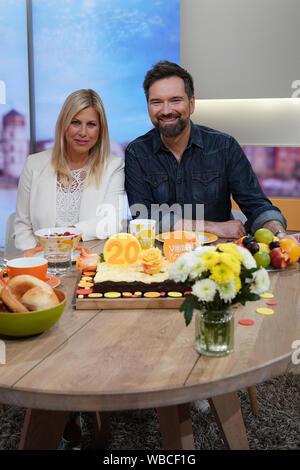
[155,114,189,138]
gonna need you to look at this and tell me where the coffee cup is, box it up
[129,219,156,250]
[0,257,48,284]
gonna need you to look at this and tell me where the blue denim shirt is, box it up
[125,121,286,234]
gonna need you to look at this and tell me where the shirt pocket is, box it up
[191,171,220,203]
[144,173,169,203]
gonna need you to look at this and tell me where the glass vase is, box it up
[195,309,234,357]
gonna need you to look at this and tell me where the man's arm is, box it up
[262,220,300,246]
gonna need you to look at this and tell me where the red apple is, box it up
[269,247,290,269]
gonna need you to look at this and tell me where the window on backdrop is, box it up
[243,146,300,198]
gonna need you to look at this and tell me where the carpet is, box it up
[0,372,299,450]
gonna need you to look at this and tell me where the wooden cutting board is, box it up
[75,296,184,310]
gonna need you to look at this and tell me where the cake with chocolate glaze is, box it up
[92,258,188,295]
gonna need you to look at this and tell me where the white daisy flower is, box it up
[194,245,217,256]
[168,252,192,283]
[235,245,257,269]
[251,268,270,294]
[218,279,236,302]
[192,279,217,302]
[188,253,206,280]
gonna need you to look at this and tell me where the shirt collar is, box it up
[153,120,204,154]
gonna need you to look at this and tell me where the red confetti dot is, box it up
[160,292,166,296]
[184,291,192,295]
[239,319,255,326]
[76,289,93,295]
[266,301,277,306]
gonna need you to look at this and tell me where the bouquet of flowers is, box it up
[169,242,270,326]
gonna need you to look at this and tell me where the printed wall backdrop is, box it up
[0,0,29,248]
[0,1,299,249]
[0,0,180,248]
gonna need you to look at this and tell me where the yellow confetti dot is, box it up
[168,291,183,298]
[256,307,274,316]
[81,276,93,281]
[260,293,274,299]
[88,293,103,298]
[78,294,84,299]
[104,292,121,298]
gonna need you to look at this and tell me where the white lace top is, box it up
[56,167,88,226]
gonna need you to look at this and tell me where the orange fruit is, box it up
[279,238,300,264]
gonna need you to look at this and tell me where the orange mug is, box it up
[0,257,48,284]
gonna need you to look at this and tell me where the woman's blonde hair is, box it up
[51,89,110,187]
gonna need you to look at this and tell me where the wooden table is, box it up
[0,239,299,450]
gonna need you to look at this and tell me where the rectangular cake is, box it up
[76,258,190,301]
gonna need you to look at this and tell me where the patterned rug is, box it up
[0,372,299,450]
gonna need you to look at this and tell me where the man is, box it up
[125,60,300,244]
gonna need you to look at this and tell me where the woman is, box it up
[14,89,125,250]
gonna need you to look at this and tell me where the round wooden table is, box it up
[0,239,299,450]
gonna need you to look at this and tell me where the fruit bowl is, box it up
[35,227,82,254]
[0,289,66,337]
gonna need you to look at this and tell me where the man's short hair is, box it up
[143,61,194,101]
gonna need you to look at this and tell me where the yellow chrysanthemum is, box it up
[209,263,235,284]
[200,251,220,270]
[234,275,242,293]
[219,252,241,276]
[217,243,243,262]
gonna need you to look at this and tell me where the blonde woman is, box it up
[14,89,125,250]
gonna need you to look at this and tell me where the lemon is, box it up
[258,242,270,253]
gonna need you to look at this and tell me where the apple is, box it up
[269,247,290,269]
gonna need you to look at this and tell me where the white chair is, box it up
[4,212,19,258]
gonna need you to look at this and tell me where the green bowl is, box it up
[0,289,66,337]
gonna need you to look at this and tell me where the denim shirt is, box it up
[125,121,286,234]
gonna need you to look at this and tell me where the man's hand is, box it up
[203,220,247,239]
[173,219,247,239]
[284,233,300,247]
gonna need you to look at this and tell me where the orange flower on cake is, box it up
[140,248,163,275]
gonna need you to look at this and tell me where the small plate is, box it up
[24,246,82,262]
[45,275,61,288]
[156,231,218,245]
[1,274,60,288]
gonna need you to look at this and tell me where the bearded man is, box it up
[125,60,299,244]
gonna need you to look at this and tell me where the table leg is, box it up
[209,392,249,450]
[157,403,195,450]
[247,386,259,415]
[19,408,70,450]
[90,411,111,449]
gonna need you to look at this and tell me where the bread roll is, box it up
[8,275,54,301]
[21,286,59,311]
[0,286,29,313]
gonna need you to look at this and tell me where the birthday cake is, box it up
[76,241,190,300]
